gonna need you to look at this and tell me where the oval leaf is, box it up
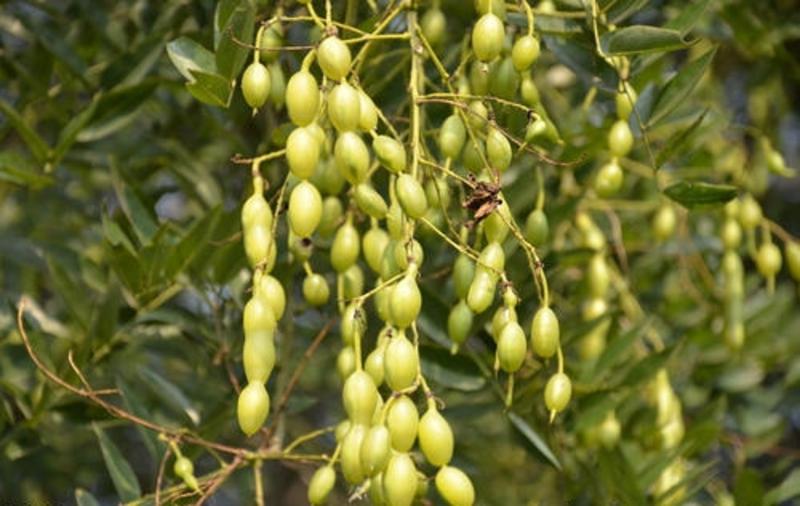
[663,180,737,208]
[601,26,688,55]
[92,424,142,502]
[166,37,217,81]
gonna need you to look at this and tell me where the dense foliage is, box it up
[2,0,800,504]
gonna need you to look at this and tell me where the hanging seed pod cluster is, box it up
[151,0,800,503]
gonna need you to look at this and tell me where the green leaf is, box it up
[78,82,158,142]
[617,346,674,388]
[164,207,222,279]
[166,37,217,81]
[572,390,621,432]
[92,424,142,502]
[419,346,486,392]
[765,468,800,504]
[0,151,53,188]
[648,48,716,126]
[116,378,159,462]
[139,368,200,425]
[111,167,159,245]
[214,0,255,80]
[53,96,100,165]
[589,320,649,382]
[663,180,738,209]
[606,0,650,24]
[665,0,714,34]
[101,212,137,256]
[507,411,562,470]
[655,110,708,168]
[600,26,689,56]
[186,69,234,108]
[598,448,647,504]
[0,99,50,164]
[75,488,101,506]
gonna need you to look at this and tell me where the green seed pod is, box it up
[488,57,519,100]
[286,70,320,126]
[756,241,782,278]
[360,424,392,476]
[544,372,572,413]
[268,62,286,108]
[335,131,370,184]
[615,82,637,120]
[524,209,549,247]
[453,255,476,300]
[258,25,282,62]
[786,241,800,281]
[331,222,361,272]
[303,273,330,306]
[608,119,634,158]
[512,35,540,71]
[482,201,511,243]
[418,406,454,466]
[425,177,451,209]
[242,61,271,109]
[383,452,418,506]
[244,293,277,336]
[652,204,677,241]
[739,195,762,230]
[520,74,540,107]
[448,300,474,346]
[389,271,422,329]
[244,225,273,268]
[365,341,386,386]
[598,411,621,449]
[439,114,467,160]
[462,138,486,174]
[258,274,286,320]
[286,126,321,180]
[472,13,505,62]
[342,264,365,300]
[288,180,323,237]
[466,269,496,314]
[374,135,407,173]
[525,117,548,143]
[595,159,624,198]
[358,89,378,132]
[467,101,489,132]
[174,456,199,491]
[374,281,392,322]
[243,330,276,383]
[316,196,342,238]
[364,227,390,274]
[530,306,559,359]
[308,465,336,505]
[355,183,389,219]
[435,466,475,506]
[341,423,367,484]
[386,395,419,452]
[380,241,402,280]
[421,8,446,46]
[237,381,270,436]
[491,304,517,341]
[497,321,527,372]
[477,241,505,277]
[586,254,610,298]
[317,36,351,81]
[340,303,365,346]
[337,346,356,381]
[369,472,386,505]
[328,82,361,132]
[384,330,418,391]
[336,420,351,443]
[242,188,273,231]
[721,218,742,250]
[343,370,379,425]
[396,174,428,220]
[393,241,423,273]
[486,127,512,173]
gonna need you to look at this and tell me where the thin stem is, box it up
[253,460,265,506]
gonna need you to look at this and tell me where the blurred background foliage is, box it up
[1,0,800,504]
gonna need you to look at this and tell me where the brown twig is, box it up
[154,445,173,506]
[194,455,244,506]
